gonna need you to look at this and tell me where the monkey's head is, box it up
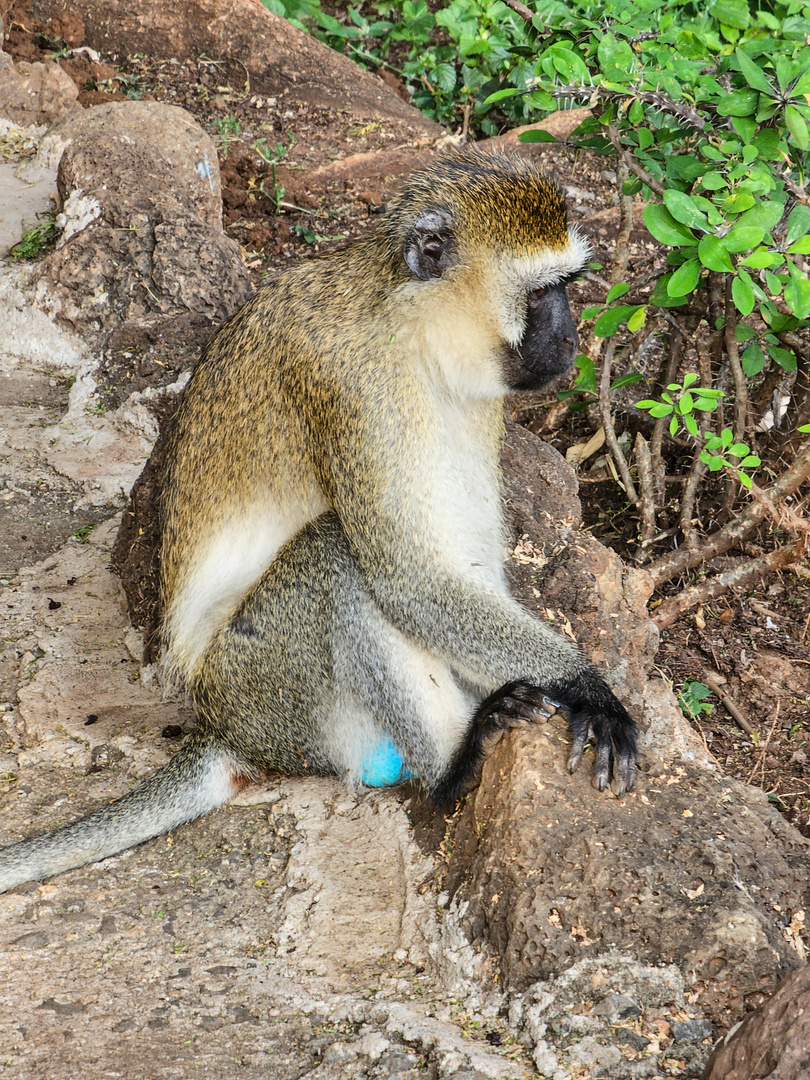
[386,147,591,393]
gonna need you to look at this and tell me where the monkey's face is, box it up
[504,279,581,392]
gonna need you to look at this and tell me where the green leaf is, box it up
[518,128,558,143]
[787,205,810,247]
[740,249,780,269]
[663,190,711,232]
[709,0,750,29]
[611,372,644,389]
[741,342,766,375]
[606,282,630,303]
[698,235,734,273]
[788,237,810,255]
[626,306,647,332]
[669,416,678,436]
[683,372,699,388]
[485,87,524,104]
[738,472,752,489]
[737,201,786,233]
[716,88,759,117]
[668,259,701,297]
[719,191,755,215]
[597,33,635,83]
[740,455,761,468]
[786,105,810,150]
[679,391,695,413]
[765,270,784,296]
[701,172,728,192]
[732,116,757,144]
[581,305,603,320]
[643,205,699,247]
[723,226,765,252]
[734,48,774,93]
[784,263,810,320]
[732,273,755,315]
[593,304,641,337]
[767,343,797,371]
[683,413,699,436]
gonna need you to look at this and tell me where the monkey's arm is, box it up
[316,390,637,794]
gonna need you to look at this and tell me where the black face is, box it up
[505,282,580,392]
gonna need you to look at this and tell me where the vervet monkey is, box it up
[0,148,637,892]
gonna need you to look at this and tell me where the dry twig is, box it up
[648,439,810,587]
[599,339,639,505]
[653,537,806,628]
[702,672,753,735]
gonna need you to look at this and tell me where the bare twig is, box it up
[634,432,657,544]
[608,138,634,285]
[599,339,639,505]
[502,0,534,18]
[652,537,806,628]
[650,328,683,507]
[702,673,753,735]
[602,124,666,197]
[746,700,780,785]
[649,437,810,586]
[724,275,750,444]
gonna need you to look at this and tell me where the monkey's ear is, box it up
[404,208,457,281]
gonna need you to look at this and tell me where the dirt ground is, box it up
[3,8,808,844]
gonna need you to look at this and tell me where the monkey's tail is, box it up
[0,734,244,893]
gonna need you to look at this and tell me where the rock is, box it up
[442,719,810,1028]
[0,53,78,125]
[702,965,810,1079]
[32,100,225,227]
[672,1019,715,1043]
[26,101,253,342]
[31,0,442,131]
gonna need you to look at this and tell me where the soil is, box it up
[3,0,809,850]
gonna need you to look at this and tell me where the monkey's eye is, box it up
[528,287,546,306]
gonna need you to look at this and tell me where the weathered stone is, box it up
[702,964,810,1080]
[32,101,224,227]
[0,54,78,125]
[28,101,253,342]
[443,721,810,1027]
[32,0,442,130]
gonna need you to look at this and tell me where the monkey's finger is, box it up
[611,752,636,796]
[591,741,612,792]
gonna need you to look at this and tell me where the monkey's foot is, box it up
[558,672,638,796]
[360,736,413,787]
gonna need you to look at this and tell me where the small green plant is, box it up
[73,523,98,544]
[259,171,286,215]
[636,374,724,439]
[10,222,58,260]
[211,115,241,158]
[700,429,762,488]
[679,680,714,720]
[253,135,293,165]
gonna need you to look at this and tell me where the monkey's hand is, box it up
[550,670,637,795]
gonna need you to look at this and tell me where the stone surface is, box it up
[442,721,810,1028]
[31,0,443,129]
[702,964,810,1080]
[26,101,253,342]
[0,51,78,125]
